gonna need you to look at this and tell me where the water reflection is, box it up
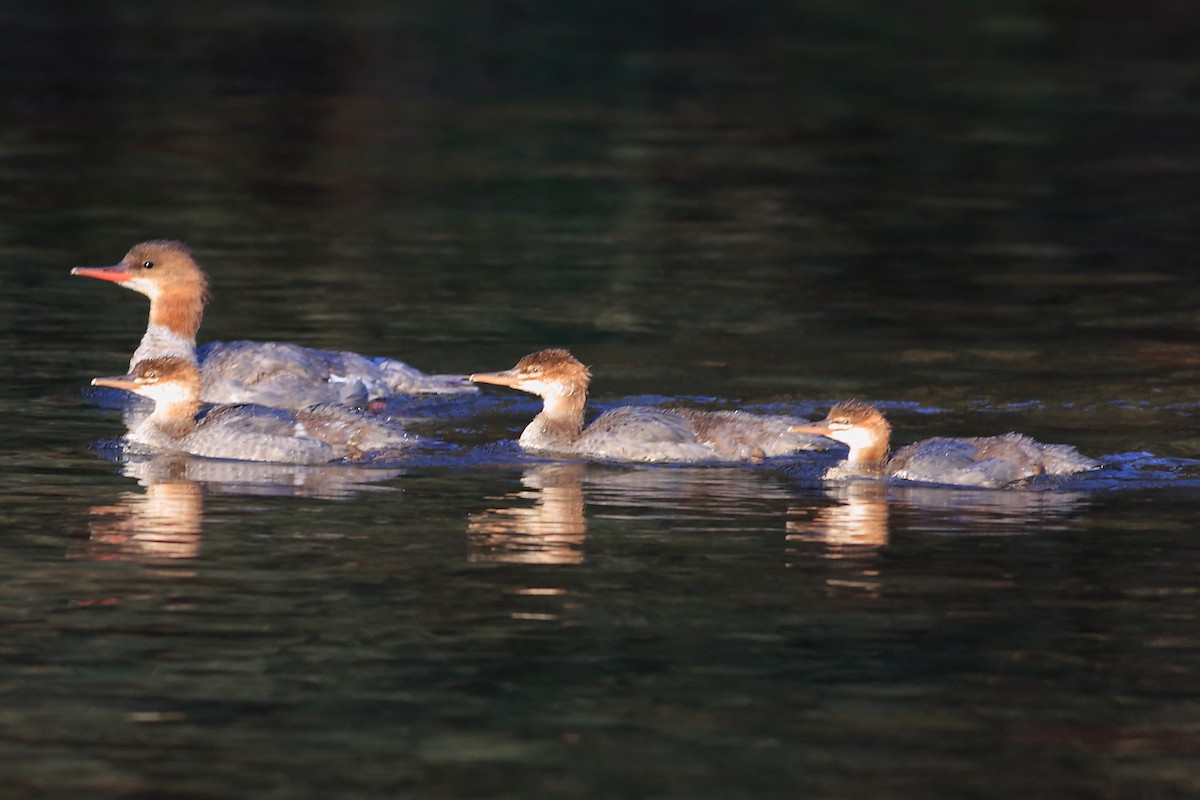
[79,455,403,562]
[99,452,404,500]
[888,483,1092,536]
[787,479,1094,597]
[583,464,799,521]
[787,481,889,598]
[466,462,806,564]
[83,469,204,562]
[787,481,890,550]
[468,463,587,565]
[789,479,1094,547]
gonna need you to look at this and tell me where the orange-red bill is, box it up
[71,264,132,283]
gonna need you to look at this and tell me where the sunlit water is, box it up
[3,2,1200,798]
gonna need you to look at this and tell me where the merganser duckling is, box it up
[790,400,1099,487]
[92,356,421,465]
[470,349,827,463]
[72,240,474,408]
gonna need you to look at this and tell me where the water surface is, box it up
[2,2,1200,798]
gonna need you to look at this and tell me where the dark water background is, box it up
[2,2,1200,797]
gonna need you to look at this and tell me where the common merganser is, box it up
[790,400,1099,487]
[469,349,827,463]
[92,356,421,465]
[72,240,474,408]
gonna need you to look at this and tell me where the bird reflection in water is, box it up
[467,463,587,565]
[787,479,1094,596]
[787,481,889,597]
[887,483,1091,536]
[83,459,204,562]
[81,455,403,562]
[468,462,805,564]
[788,480,891,549]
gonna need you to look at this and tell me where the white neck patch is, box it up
[130,325,197,369]
[829,426,881,462]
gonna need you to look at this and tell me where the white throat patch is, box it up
[829,426,880,461]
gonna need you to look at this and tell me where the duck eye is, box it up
[142,261,154,269]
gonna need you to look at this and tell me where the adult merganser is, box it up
[92,356,421,465]
[469,348,827,463]
[72,240,474,408]
[790,399,1099,487]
